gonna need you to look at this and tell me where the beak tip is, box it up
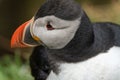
[10,37,17,48]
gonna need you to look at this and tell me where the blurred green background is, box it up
[0,0,120,80]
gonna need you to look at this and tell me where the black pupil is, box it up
[46,22,54,30]
[47,24,52,28]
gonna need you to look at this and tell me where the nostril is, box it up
[46,22,54,30]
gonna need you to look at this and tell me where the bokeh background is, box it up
[0,0,120,80]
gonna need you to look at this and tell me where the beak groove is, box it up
[11,17,43,48]
[11,20,31,48]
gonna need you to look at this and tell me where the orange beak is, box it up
[11,20,30,48]
[11,18,40,48]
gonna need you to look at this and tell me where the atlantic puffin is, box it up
[11,0,120,80]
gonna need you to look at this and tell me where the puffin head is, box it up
[11,0,83,49]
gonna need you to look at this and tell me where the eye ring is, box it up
[46,22,55,30]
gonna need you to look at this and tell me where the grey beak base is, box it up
[23,24,39,46]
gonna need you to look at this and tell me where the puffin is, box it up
[11,0,120,80]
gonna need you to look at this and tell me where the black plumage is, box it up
[30,46,51,80]
[30,0,120,80]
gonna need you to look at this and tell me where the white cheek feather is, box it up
[47,46,120,80]
[32,16,81,49]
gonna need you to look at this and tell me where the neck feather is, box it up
[47,11,95,62]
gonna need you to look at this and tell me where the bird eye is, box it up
[46,22,55,30]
